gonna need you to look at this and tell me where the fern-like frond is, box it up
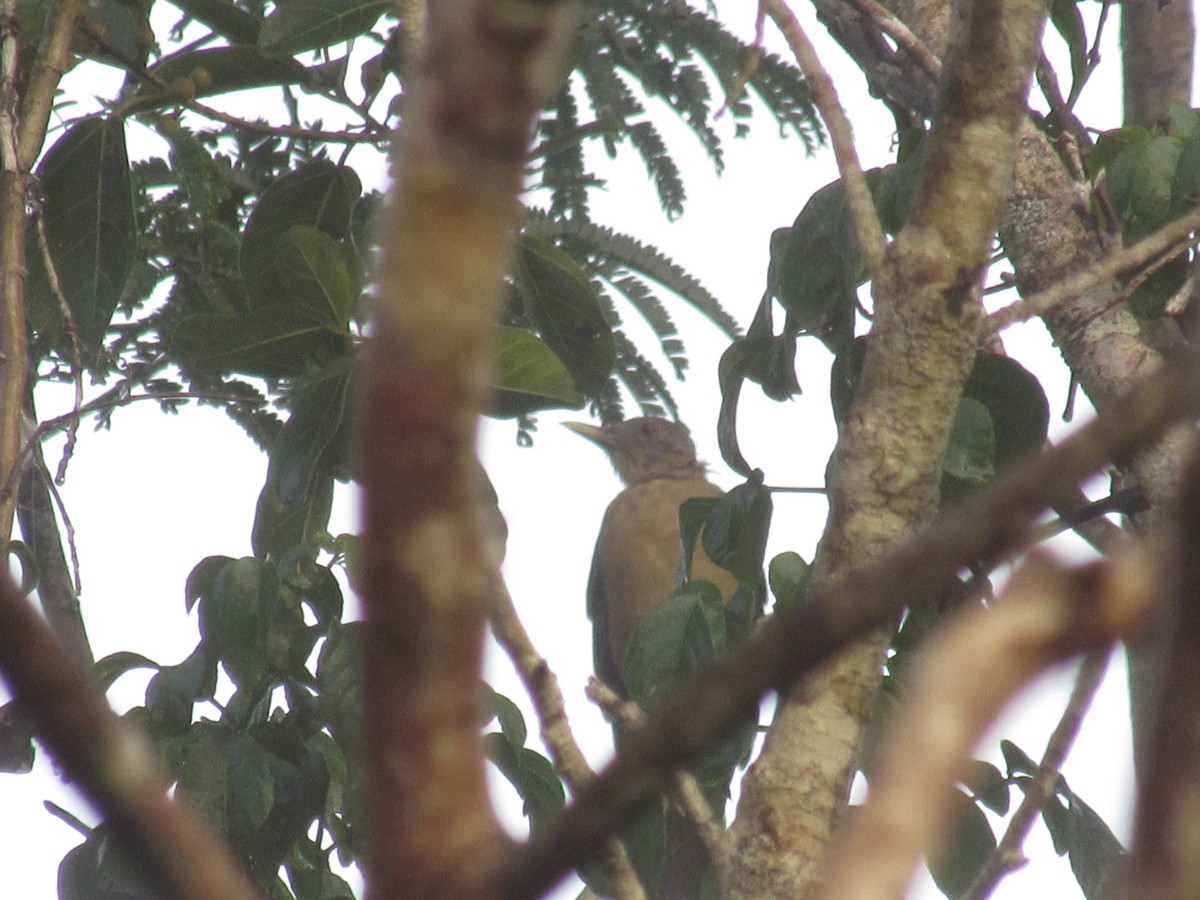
[612,330,678,419]
[526,210,740,339]
[536,86,593,220]
[627,121,686,218]
[610,272,689,378]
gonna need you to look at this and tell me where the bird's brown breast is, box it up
[589,475,736,693]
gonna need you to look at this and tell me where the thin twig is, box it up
[33,211,83,484]
[585,678,729,869]
[845,0,942,79]
[963,649,1113,899]
[3,389,259,502]
[488,583,647,900]
[762,0,886,278]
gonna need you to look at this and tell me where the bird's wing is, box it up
[585,533,626,694]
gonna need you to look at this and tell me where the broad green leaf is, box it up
[1049,0,1087,103]
[124,47,312,113]
[964,353,1050,468]
[489,326,585,417]
[30,116,136,356]
[254,474,335,560]
[259,0,391,56]
[275,224,358,328]
[928,790,996,898]
[624,583,725,709]
[169,0,260,43]
[716,335,770,476]
[487,689,529,753]
[185,555,235,612]
[768,550,810,618]
[1000,739,1039,777]
[962,759,1010,815]
[93,650,160,693]
[677,495,720,586]
[482,734,566,835]
[59,826,156,900]
[1104,133,1182,238]
[84,0,153,68]
[197,557,276,688]
[512,234,615,396]
[701,470,772,585]
[146,647,217,734]
[941,397,995,488]
[241,161,362,309]
[768,181,862,351]
[1067,796,1126,900]
[167,305,349,378]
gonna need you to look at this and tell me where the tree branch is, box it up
[964,648,1112,900]
[358,0,577,897]
[817,552,1153,900]
[489,584,647,900]
[763,0,886,279]
[504,349,1200,900]
[0,567,264,899]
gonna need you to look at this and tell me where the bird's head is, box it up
[564,416,706,484]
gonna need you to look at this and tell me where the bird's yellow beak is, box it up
[563,421,612,448]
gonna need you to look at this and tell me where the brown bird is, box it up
[566,416,738,900]
[564,416,737,696]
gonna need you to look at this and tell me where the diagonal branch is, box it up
[504,349,1200,900]
[0,566,264,899]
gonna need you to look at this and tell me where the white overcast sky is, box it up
[0,2,1185,898]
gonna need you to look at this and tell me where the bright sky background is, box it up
[0,1,1184,897]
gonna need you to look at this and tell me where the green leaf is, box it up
[701,471,772,585]
[58,825,157,900]
[963,353,1050,469]
[167,306,349,378]
[716,335,769,476]
[1064,795,1127,900]
[962,759,1010,815]
[1000,739,1039,777]
[624,583,726,709]
[259,0,390,56]
[186,555,235,612]
[512,234,615,396]
[84,0,152,68]
[1105,133,1183,238]
[489,326,585,417]
[275,224,358,328]
[485,688,529,753]
[677,495,720,586]
[928,790,996,898]
[769,180,862,351]
[768,550,810,618]
[482,734,566,835]
[941,397,995,493]
[1049,0,1087,103]
[197,557,276,688]
[241,161,362,309]
[253,367,350,557]
[146,647,217,734]
[169,0,261,43]
[30,116,136,356]
[93,651,160,693]
[125,47,312,113]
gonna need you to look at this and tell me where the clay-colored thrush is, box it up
[565,416,736,696]
[567,416,737,900]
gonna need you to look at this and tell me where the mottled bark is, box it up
[1122,0,1194,128]
[724,1,1049,896]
